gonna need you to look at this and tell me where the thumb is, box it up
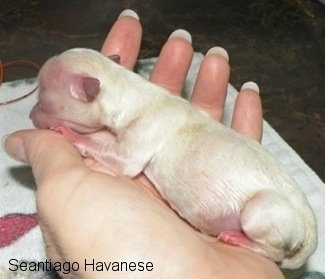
[3,129,86,187]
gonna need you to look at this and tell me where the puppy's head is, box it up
[30,48,118,133]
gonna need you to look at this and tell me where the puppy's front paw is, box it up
[51,126,80,142]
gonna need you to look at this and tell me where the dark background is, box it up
[1,0,324,180]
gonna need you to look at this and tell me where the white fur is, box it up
[31,48,317,269]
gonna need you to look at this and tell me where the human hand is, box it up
[4,9,283,279]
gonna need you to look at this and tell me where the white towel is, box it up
[0,53,324,278]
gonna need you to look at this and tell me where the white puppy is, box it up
[30,48,317,269]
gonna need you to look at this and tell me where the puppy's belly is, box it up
[200,213,242,236]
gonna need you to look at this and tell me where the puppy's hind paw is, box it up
[217,231,253,247]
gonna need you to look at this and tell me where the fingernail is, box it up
[168,29,192,44]
[2,134,27,163]
[118,9,139,20]
[206,46,229,62]
[241,81,260,94]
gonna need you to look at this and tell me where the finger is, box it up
[150,29,193,94]
[191,47,230,121]
[3,129,86,186]
[100,9,142,69]
[231,82,263,142]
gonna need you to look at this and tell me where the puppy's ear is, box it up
[70,76,100,102]
[107,54,121,64]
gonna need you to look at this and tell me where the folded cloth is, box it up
[0,53,324,278]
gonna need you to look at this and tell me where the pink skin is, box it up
[30,103,102,134]
[218,231,254,248]
[30,57,103,134]
[30,54,120,133]
[29,105,65,130]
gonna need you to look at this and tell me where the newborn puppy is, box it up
[30,48,317,269]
